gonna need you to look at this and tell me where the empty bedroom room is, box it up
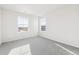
[0,4,79,55]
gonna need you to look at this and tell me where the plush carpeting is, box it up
[0,36,79,55]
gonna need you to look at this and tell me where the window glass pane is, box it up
[41,26,46,31]
[40,17,46,25]
[18,16,28,32]
[40,17,46,31]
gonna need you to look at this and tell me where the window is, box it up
[40,17,46,31]
[18,16,29,32]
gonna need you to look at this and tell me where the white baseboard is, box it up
[2,35,37,43]
[40,35,79,49]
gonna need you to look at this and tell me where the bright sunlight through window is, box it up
[18,16,29,32]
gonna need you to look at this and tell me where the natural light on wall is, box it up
[18,16,29,32]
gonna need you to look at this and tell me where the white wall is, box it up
[0,9,2,44]
[39,5,79,48]
[1,9,38,43]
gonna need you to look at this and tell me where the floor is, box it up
[0,36,79,55]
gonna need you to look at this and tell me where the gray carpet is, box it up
[0,36,79,55]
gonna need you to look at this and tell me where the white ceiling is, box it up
[0,4,64,16]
